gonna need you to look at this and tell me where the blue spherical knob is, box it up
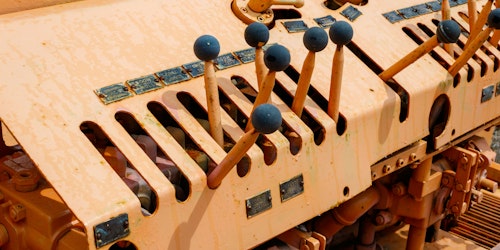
[488,8,500,29]
[436,20,461,43]
[329,21,353,46]
[245,22,270,48]
[251,104,282,134]
[303,27,329,52]
[193,35,220,61]
[264,44,291,72]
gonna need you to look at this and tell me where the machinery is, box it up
[2,0,500,249]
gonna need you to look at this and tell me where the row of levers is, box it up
[3,0,500,249]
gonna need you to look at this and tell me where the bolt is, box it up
[96,232,102,240]
[460,154,468,165]
[396,158,404,168]
[281,189,286,195]
[410,153,417,161]
[451,205,460,213]
[392,183,407,196]
[9,204,26,222]
[455,183,464,192]
[383,165,391,173]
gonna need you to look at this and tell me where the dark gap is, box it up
[426,94,451,152]
[471,55,487,77]
[147,101,217,177]
[219,77,278,165]
[346,42,409,122]
[270,9,302,29]
[115,111,190,202]
[80,121,158,213]
[282,66,328,143]
[483,49,499,72]
[403,26,451,69]
[456,12,471,38]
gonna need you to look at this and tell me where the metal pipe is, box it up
[314,186,381,238]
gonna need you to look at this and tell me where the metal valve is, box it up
[232,0,304,25]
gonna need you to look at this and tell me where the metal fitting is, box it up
[9,203,26,222]
[13,169,40,192]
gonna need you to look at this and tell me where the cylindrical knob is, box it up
[328,21,353,123]
[449,9,500,76]
[245,22,270,88]
[208,104,282,188]
[194,35,224,146]
[291,27,328,117]
[379,20,460,81]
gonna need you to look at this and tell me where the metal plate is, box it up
[481,85,495,103]
[234,48,256,64]
[340,6,362,22]
[282,20,308,33]
[246,190,272,218]
[127,74,163,95]
[94,83,133,105]
[94,213,130,248]
[398,3,432,19]
[156,67,191,85]
[314,15,336,28]
[383,11,404,23]
[279,174,304,202]
[426,1,442,12]
[183,61,205,78]
[215,53,241,70]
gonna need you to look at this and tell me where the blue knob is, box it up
[436,20,461,43]
[193,35,220,61]
[251,104,282,134]
[245,22,270,48]
[329,21,353,46]
[303,27,329,52]
[264,44,291,72]
[488,8,500,29]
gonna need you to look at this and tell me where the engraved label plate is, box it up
[156,67,191,85]
[341,6,362,21]
[127,74,163,95]
[398,4,431,19]
[426,1,442,12]
[183,61,205,78]
[246,190,272,218]
[481,85,495,103]
[382,11,404,23]
[282,20,308,33]
[234,48,256,64]
[94,83,133,105]
[280,174,304,202]
[215,53,241,70]
[314,15,336,28]
[94,213,130,248]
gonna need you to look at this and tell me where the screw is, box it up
[383,165,391,173]
[396,158,404,168]
[281,189,286,195]
[455,183,464,192]
[371,172,377,179]
[442,176,450,185]
[410,153,417,161]
[96,232,102,240]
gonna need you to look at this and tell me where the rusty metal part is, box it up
[450,190,500,249]
[277,229,326,250]
[314,186,380,238]
[371,141,427,181]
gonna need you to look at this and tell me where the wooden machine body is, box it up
[0,0,499,249]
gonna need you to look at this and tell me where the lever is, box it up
[291,27,329,117]
[245,22,270,90]
[246,44,290,131]
[248,0,304,13]
[194,35,224,146]
[207,104,282,188]
[468,0,478,34]
[378,20,461,82]
[449,9,500,76]
[441,0,454,56]
[465,0,494,49]
[327,21,353,123]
